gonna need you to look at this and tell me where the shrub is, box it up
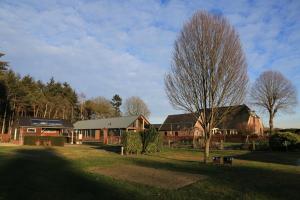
[23,136,37,145]
[23,136,65,146]
[255,140,270,151]
[145,132,163,153]
[121,131,142,154]
[141,126,162,153]
[269,132,300,151]
[121,127,163,155]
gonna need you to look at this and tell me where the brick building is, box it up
[159,105,264,136]
[73,115,150,144]
[11,118,73,143]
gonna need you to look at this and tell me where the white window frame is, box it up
[27,128,36,133]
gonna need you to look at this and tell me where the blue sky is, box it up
[0,0,299,128]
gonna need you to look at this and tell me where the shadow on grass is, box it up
[90,144,122,154]
[0,148,137,200]
[128,154,300,200]
[234,151,300,166]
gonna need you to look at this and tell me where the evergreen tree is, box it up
[111,94,122,117]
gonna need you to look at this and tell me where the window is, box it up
[164,132,167,136]
[175,132,178,136]
[27,128,36,133]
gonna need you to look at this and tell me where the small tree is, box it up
[250,71,297,134]
[124,96,150,118]
[111,94,122,117]
[140,126,161,153]
[165,11,248,163]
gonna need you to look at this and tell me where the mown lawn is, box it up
[0,144,299,200]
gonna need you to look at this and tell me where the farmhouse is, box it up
[159,105,264,137]
[73,115,150,144]
[11,117,74,143]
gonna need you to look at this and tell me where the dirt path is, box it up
[89,164,206,189]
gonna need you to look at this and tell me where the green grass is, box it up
[0,144,299,200]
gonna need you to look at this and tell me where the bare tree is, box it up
[250,70,297,134]
[165,11,248,163]
[78,92,86,120]
[124,96,150,118]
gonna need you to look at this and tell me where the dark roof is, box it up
[217,105,252,129]
[159,105,257,131]
[159,113,198,131]
[17,118,73,128]
[151,124,162,130]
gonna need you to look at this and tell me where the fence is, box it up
[81,136,121,145]
[163,134,269,149]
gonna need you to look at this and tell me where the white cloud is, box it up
[0,0,300,126]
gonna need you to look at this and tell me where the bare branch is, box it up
[165,11,248,162]
[250,70,297,133]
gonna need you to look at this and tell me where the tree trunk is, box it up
[35,107,40,117]
[1,103,7,134]
[192,131,196,149]
[269,113,274,135]
[33,105,36,117]
[53,109,58,118]
[43,103,48,118]
[203,138,210,163]
[80,103,83,120]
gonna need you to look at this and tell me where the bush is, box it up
[141,126,162,153]
[269,132,300,151]
[121,127,163,155]
[145,132,163,153]
[23,136,65,146]
[255,140,270,151]
[121,131,142,154]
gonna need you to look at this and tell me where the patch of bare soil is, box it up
[0,143,21,146]
[89,165,206,189]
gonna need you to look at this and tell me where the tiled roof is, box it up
[159,105,254,131]
[73,115,146,129]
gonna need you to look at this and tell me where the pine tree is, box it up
[111,94,122,117]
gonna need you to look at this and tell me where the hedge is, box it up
[145,134,163,153]
[121,131,142,154]
[269,132,300,151]
[122,127,163,154]
[141,127,163,153]
[23,136,65,146]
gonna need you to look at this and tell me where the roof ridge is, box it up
[77,115,139,122]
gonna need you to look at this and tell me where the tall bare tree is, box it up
[78,92,86,120]
[165,11,248,162]
[250,70,297,134]
[124,96,150,118]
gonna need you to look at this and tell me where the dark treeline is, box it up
[0,53,123,133]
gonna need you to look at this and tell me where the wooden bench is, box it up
[212,156,233,165]
[212,156,222,164]
[223,156,233,165]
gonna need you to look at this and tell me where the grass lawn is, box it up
[0,144,299,200]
